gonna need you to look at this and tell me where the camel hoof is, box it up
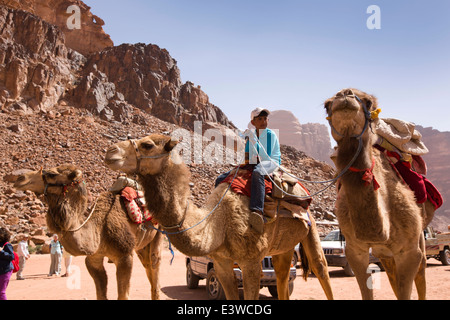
[249,212,264,234]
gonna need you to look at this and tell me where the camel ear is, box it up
[324,98,333,116]
[68,169,83,182]
[164,138,179,152]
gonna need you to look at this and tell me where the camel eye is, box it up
[141,143,154,150]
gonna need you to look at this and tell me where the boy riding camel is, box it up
[216,108,281,234]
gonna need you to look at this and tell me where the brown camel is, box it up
[324,88,436,300]
[13,164,163,300]
[104,134,334,300]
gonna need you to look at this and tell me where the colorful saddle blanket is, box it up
[376,145,443,210]
[220,165,312,210]
[121,187,155,224]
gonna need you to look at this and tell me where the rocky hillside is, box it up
[0,106,338,245]
[268,110,333,165]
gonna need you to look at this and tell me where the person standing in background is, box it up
[48,234,63,277]
[0,227,14,300]
[16,234,30,280]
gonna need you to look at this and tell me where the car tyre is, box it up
[268,282,294,298]
[186,262,200,289]
[440,248,450,266]
[343,263,355,277]
[206,268,226,300]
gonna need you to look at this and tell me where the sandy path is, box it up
[6,248,450,300]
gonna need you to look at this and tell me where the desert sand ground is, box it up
[6,247,450,301]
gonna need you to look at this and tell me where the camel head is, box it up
[324,88,380,141]
[14,164,83,196]
[104,134,179,175]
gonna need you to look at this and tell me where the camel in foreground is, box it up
[104,134,334,300]
[14,164,163,300]
[325,88,436,299]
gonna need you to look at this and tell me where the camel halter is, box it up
[327,94,372,139]
[129,139,171,173]
[42,176,98,233]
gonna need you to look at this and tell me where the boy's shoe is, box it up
[249,211,265,234]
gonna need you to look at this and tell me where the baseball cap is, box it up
[251,108,270,120]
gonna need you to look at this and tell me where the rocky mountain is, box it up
[0,2,236,134]
[268,110,333,165]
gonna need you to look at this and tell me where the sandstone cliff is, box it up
[268,110,333,165]
[417,126,450,231]
[1,0,113,55]
[0,6,85,113]
[74,43,236,131]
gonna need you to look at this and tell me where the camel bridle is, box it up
[41,173,98,233]
[129,139,171,174]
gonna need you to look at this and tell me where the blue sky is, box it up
[83,0,450,132]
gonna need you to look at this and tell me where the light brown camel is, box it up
[324,88,436,300]
[13,164,163,300]
[104,134,334,300]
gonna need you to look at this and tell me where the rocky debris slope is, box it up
[1,0,113,55]
[0,106,338,245]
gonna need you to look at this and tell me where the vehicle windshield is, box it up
[323,231,345,241]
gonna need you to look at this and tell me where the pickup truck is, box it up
[186,255,296,300]
[424,226,450,265]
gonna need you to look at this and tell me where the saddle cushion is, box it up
[221,166,272,197]
[220,166,312,210]
[121,187,154,224]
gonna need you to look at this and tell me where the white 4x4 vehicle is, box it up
[320,230,383,277]
[186,256,296,300]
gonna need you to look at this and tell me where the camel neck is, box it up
[139,162,226,257]
[139,162,190,229]
[336,135,389,242]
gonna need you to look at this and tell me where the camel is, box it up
[324,88,436,300]
[104,134,334,300]
[13,164,163,300]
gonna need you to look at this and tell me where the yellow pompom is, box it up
[371,108,382,120]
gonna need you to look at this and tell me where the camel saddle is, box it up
[110,176,156,225]
[221,165,312,224]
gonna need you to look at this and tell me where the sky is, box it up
[83,0,450,133]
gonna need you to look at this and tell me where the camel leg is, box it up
[115,254,133,300]
[393,248,422,300]
[136,232,163,300]
[240,260,263,300]
[301,227,334,300]
[345,244,373,300]
[213,258,239,300]
[272,250,294,300]
[414,233,427,300]
[85,255,108,300]
[379,258,399,298]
